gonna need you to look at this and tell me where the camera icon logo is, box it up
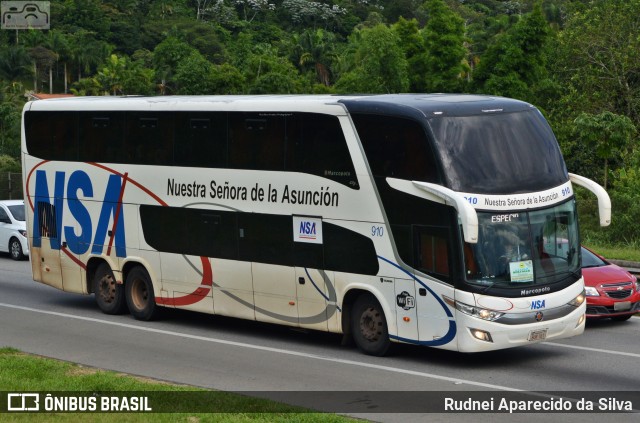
[1,1,50,30]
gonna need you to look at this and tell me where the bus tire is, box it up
[93,263,127,315]
[351,293,391,356]
[125,266,159,321]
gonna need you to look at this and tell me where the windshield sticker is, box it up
[509,260,534,283]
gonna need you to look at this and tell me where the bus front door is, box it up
[413,225,456,344]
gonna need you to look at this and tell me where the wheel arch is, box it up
[341,287,395,339]
[86,257,118,294]
[86,257,155,294]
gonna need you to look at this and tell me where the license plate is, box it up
[614,301,632,311]
[528,329,547,342]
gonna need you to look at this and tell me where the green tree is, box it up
[243,45,306,94]
[93,54,155,95]
[210,63,246,94]
[553,0,640,124]
[392,17,427,92]
[152,36,196,94]
[0,82,25,157]
[422,0,468,92]
[69,31,112,81]
[335,24,409,93]
[472,3,551,102]
[0,46,33,83]
[608,165,640,243]
[44,30,71,93]
[0,154,21,172]
[174,51,216,94]
[28,46,58,93]
[292,29,338,87]
[95,54,126,95]
[573,111,637,190]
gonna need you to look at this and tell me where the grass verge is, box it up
[582,241,640,263]
[0,347,355,422]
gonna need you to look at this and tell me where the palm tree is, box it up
[28,45,57,93]
[69,30,111,81]
[293,29,338,87]
[0,45,33,82]
[45,30,71,93]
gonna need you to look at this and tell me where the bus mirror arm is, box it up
[385,178,478,244]
[412,181,478,244]
[568,173,611,227]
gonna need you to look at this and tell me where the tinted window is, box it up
[323,223,378,275]
[174,113,228,168]
[288,114,359,188]
[238,212,293,265]
[25,111,358,188]
[78,112,125,163]
[139,207,378,275]
[352,114,439,183]
[24,111,77,160]
[429,110,568,194]
[581,247,606,268]
[414,225,451,281]
[124,113,174,165]
[228,113,286,171]
[140,205,238,259]
[7,205,25,221]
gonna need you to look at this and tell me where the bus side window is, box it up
[79,113,124,163]
[25,111,78,161]
[414,225,451,281]
[125,113,174,165]
[287,114,359,189]
[174,113,228,168]
[353,114,439,184]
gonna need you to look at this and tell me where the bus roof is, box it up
[24,94,534,117]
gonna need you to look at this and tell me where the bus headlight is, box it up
[584,286,599,297]
[444,296,504,321]
[568,290,586,307]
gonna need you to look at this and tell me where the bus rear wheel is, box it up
[125,266,159,321]
[93,263,127,314]
[351,293,391,356]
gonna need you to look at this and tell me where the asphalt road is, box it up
[1,255,639,422]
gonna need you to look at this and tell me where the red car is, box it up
[582,246,640,321]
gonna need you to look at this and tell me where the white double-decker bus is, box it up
[21,94,610,354]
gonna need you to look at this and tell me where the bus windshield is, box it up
[463,200,580,289]
[429,110,568,194]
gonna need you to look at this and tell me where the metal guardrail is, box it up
[608,259,640,276]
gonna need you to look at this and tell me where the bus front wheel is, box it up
[125,266,159,321]
[93,263,127,314]
[351,293,391,356]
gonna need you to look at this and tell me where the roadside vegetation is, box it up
[1,0,639,258]
[0,347,354,422]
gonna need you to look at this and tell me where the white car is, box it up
[0,199,29,260]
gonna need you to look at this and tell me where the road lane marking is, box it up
[4,301,639,392]
[543,342,640,358]
[0,301,520,392]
